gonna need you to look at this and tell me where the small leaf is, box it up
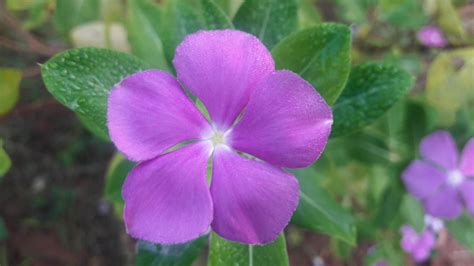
[233,0,297,49]
[426,48,474,126]
[272,23,351,104]
[0,68,22,115]
[446,214,474,252]
[53,0,100,36]
[41,48,149,138]
[291,168,357,245]
[0,140,12,179]
[208,233,289,266]
[136,236,207,266]
[331,63,412,137]
[104,153,134,216]
[127,0,170,70]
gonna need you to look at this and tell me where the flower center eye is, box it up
[209,131,227,146]
[447,170,464,187]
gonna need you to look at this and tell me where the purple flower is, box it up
[402,131,474,219]
[400,225,436,262]
[106,30,333,244]
[371,260,387,266]
[417,26,448,48]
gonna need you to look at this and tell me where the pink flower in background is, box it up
[402,131,474,219]
[400,225,436,262]
[107,30,333,244]
[417,26,448,48]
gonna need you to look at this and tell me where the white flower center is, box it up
[210,130,227,146]
[447,170,464,187]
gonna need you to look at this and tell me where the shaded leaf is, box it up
[104,153,134,216]
[272,23,351,104]
[0,217,6,241]
[233,0,297,48]
[136,236,207,266]
[208,233,288,266]
[202,0,234,30]
[291,168,357,245]
[53,0,100,36]
[41,48,149,138]
[127,0,170,69]
[331,63,412,137]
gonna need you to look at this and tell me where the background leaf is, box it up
[233,0,297,49]
[272,23,351,104]
[291,168,357,245]
[446,214,474,252]
[136,236,207,266]
[127,0,170,70]
[53,0,100,36]
[0,68,22,115]
[208,233,289,266]
[41,48,148,138]
[159,0,233,65]
[0,217,6,241]
[331,63,412,137]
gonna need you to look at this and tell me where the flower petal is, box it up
[228,70,332,168]
[402,160,446,200]
[173,30,275,130]
[107,70,211,161]
[210,146,299,244]
[122,142,213,244]
[419,131,458,170]
[424,186,462,219]
[459,180,474,215]
[460,138,474,177]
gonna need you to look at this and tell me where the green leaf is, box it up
[400,195,424,232]
[297,0,322,28]
[202,0,234,30]
[0,217,6,241]
[53,0,100,36]
[208,233,289,266]
[136,236,207,266]
[446,214,474,252]
[127,0,170,70]
[159,0,233,65]
[272,23,352,104]
[331,63,412,137]
[291,168,356,245]
[233,0,297,49]
[41,48,148,138]
[0,140,11,179]
[104,153,134,216]
[0,68,22,115]
[77,114,110,141]
[6,0,45,10]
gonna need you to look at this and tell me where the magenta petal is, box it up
[228,70,332,168]
[419,131,458,170]
[460,138,474,177]
[107,70,211,161]
[402,160,446,200]
[122,142,213,244]
[424,186,462,219]
[460,180,474,215]
[173,30,275,130]
[210,146,299,244]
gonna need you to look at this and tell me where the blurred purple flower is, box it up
[417,26,448,48]
[371,259,387,266]
[402,131,474,219]
[424,214,444,233]
[400,225,435,262]
[107,30,333,245]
